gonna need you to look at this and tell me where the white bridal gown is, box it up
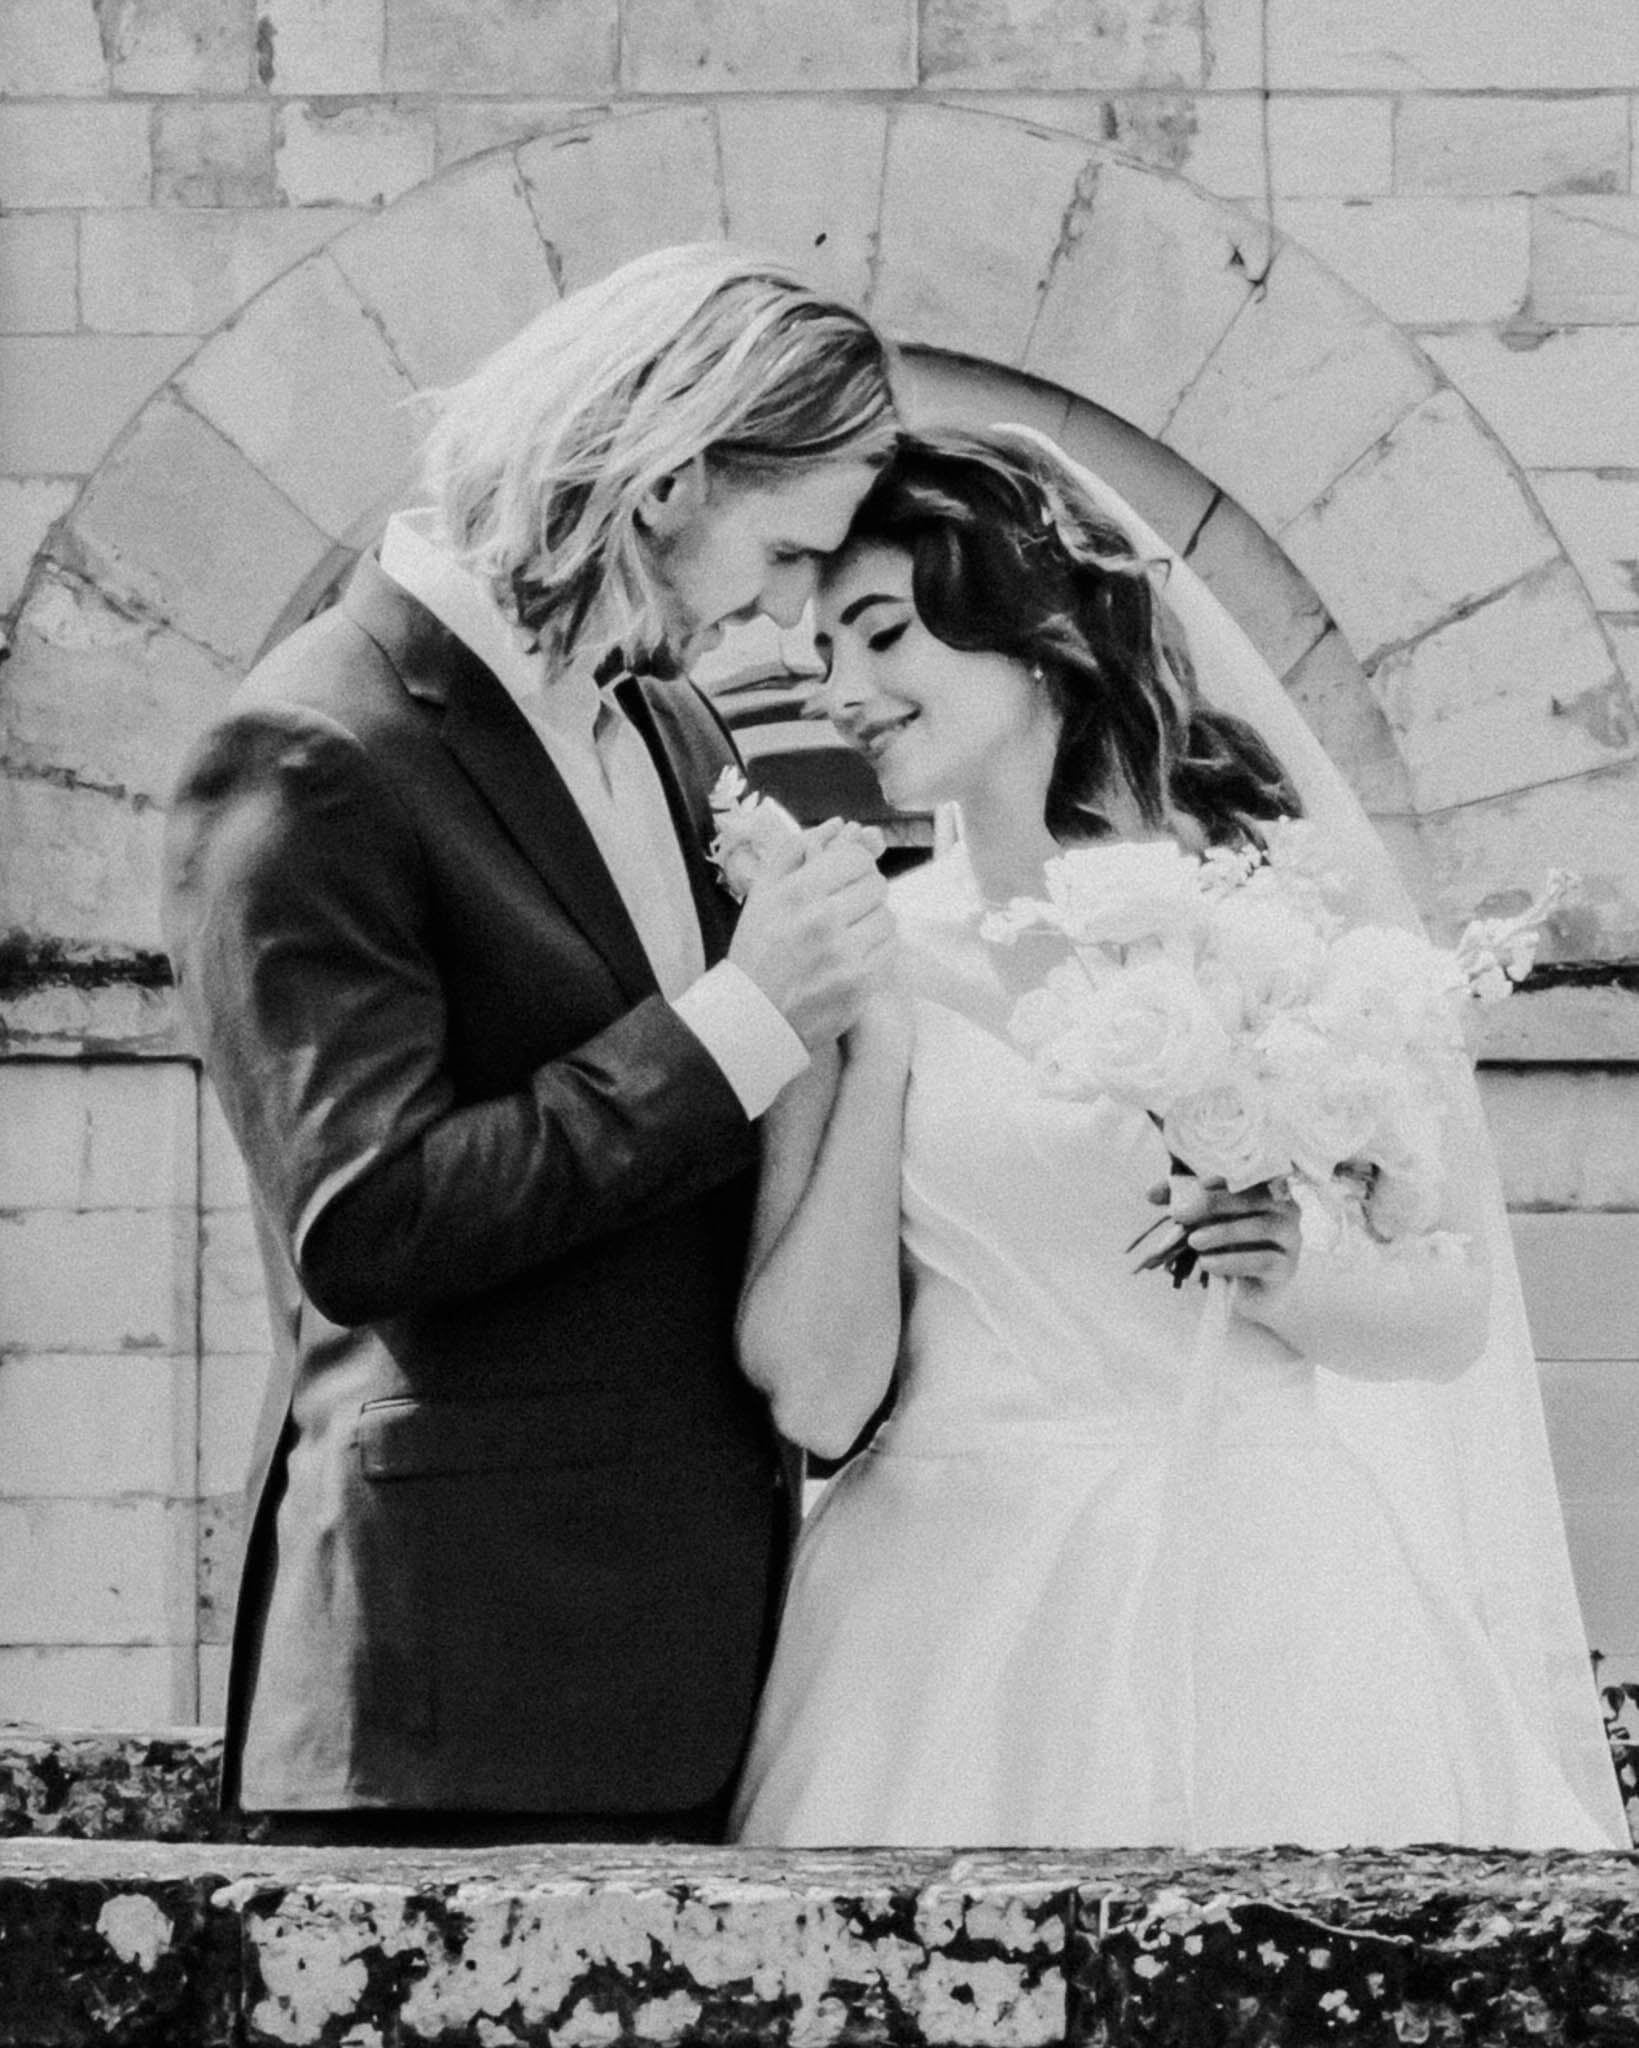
[732,850,1616,1851]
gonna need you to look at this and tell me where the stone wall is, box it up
[1,0,1637,1731]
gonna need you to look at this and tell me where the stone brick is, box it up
[0,1646,196,1724]
[385,0,617,94]
[197,1495,245,1645]
[257,0,384,93]
[947,91,1268,198]
[0,214,77,335]
[328,153,557,389]
[0,0,106,93]
[1268,0,1639,90]
[1418,757,1639,959]
[201,1209,272,1358]
[1373,562,1635,812]
[152,100,277,207]
[0,1356,196,1499]
[1474,984,1639,1064]
[1531,197,1639,325]
[0,337,191,476]
[0,771,167,949]
[1164,238,1437,533]
[1484,1070,1639,1213]
[61,391,334,668]
[1423,327,1639,472]
[2,570,237,806]
[626,0,913,91]
[1282,625,1413,816]
[876,107,1088,362]
[1276,195,1530,324]
[178,254,418,538]
[1267,96,1392,197]
[80,207,353,334]
[1514,1213,1639,1362]
[0,478,76,614]
[1561,1496,1639,1661]
[0,1059,195,1210]
[1201,0,1262,89]
[1056,397,1219,554]
[517,106,723,292]
[1027,152,1266,431]
[275,99,435,210]
[0,1207,195,1355]
[0,103,151,209]
[199,1090,250,1211]
[432,97,609,169]
[101,0,251,92]
[1280,386,1561,665]
[200,1358,271,1498]
[0,1497,194,1645]
[922,0,1204,90]
[1396,95,1630,198]
[1185,492,1328,678]
[719,97,888,309]
[198,1643,231,1720]
[1534,472,1639,614]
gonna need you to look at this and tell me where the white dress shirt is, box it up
[378,509,807,1119]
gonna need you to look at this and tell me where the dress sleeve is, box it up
[163,700,758,1327]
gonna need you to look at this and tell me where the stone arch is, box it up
[7,99,1636,1050]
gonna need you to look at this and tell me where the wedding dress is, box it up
[731,430,1627,1852]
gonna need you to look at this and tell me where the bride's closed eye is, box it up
[868,622,908,653]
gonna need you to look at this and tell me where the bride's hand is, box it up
[1146,1173,1302,1295]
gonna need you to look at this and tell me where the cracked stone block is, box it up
[62,392,334,669]
[275,99,435,209]
[0,0,106,92]
[0,479,76,615]
[1426,328,1639,472]
[153,100,277,206]
[719,97,888,308]
[1277,195,1531,325]
[0,338,191,478]
[1534,473,1639,616]
[1028,155,1266,435]
[1184,494,1329,679]
[1267,96,1392,197]
[944,90,1268,200]
[80,207,353,335]
[1484,1070,1639,1212]
[0,1357,196,1500]
[875,107,1089,363]
[432,97,614,168]
[0,1060,194,1211]
[100,0,250,92]
[1281,386,1561,666]
[1396,94,1630,198]
[922,0,1203,90]
[1370,561,1636,813]
[178,254,418,538]
[0,215,77,335]
[0,103,151,209]
[625,0,914,91]
[200,1208,273,1359]
[1164,238,1436,533]
[385,0,616,95]
[0,1498,195,1646]
[517,105,722,292]
[1268,0,1639,90]
[328,153,558,389]
[200,1357,271,1498]
[1282,628,1414,819]
[1530,196,1639,325]
[2,571,237,807]
[0,769,167,950]
[255,0,383,94]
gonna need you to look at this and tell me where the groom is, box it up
[162,246,899,1843]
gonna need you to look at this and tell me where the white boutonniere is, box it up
[706,767,805,900]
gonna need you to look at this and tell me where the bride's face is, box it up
[814,542,1056,814]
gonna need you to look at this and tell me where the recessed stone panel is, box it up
[517,106,723,291]
[719,98,887,309]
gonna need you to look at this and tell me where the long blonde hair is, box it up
[421,244,898,668]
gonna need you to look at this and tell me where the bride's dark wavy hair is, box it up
[842,428,1301,847]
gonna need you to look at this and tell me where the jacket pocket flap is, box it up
[355,1387,633,1478]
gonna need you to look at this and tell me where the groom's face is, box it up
[644,459,881,667]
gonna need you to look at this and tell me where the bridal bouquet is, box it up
[707,766,884,897]
[981,822,1569,1263]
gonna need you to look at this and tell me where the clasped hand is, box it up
[1144,1172,1303,1297]
[727,817,899,1049]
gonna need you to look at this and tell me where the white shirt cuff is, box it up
[672,961,809,1120]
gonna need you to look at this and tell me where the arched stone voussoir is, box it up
[718,97,888,310]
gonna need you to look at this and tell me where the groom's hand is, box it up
[729,828,896,1048]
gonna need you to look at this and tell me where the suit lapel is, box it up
[342,557,657,1006]
[616,675,740,966]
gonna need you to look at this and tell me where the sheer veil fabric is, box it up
[995,425,1625,1846]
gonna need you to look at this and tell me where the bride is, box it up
[729,426,1626,1850]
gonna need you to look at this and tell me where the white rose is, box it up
[1042,840,1208,952]
[1163,1069,1290,1192]
[1064,958,1232,1114]
[1309,924,1464,1058]
[1202,890,1328,1025]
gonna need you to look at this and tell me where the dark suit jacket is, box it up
[163,556,789,1815]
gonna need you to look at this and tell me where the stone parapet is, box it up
[2,1835,1638,2046]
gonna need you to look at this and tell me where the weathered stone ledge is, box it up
[2,1837,1638,2047]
